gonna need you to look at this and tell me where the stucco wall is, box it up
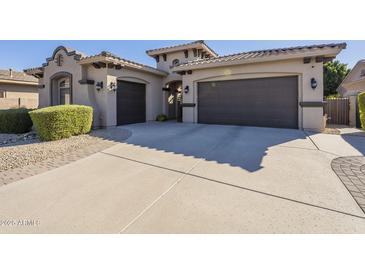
[0,83,38,99]
[156,50,201,73]
[342,79,365,97]
[85,66,107,127]
[180,58,324,130]
[40,48,106,127]
[341,62,365,97]
[39,48,164,128]
[41,48,87,107]
[349,95,357,127]
[106,67,164,125]
[0,83,39,109]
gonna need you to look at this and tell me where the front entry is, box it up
[50,72,72,105]
[116,80,146,125]
[165,81,182,122]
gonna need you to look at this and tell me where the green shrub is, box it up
[0,108,33,134]
[325,93,341,99]
[359,92,365,130]
[30,105,93,141]
[156,114,168,122]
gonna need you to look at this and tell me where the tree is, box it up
[324,60,350,97]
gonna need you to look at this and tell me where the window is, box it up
[0,90,5,98]
[172,59,180,66]
[193,48,197,57]
[361,69,365,77]
[59,78,70,88]
[184,50,188,58]
[59,77,71,104]
[56,54,63,66]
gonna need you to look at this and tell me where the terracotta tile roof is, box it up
[0,68,38,83]
[146,40,218,57]
[62,47,87,58]
[80,51,168,75]
[174,43,347,69]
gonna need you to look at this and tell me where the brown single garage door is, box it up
[116,80,146,125]
[198,76,298,129]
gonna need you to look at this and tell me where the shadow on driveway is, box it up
[95,122,310,172]
[341,133,365,155]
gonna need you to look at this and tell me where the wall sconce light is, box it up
[108,82,117,92]
[310,78,317,90]
[96,81,103,91]
[184,86,189,94]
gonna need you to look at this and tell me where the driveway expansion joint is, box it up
[118,127,244,233]
[100,151,365,225]
[332,156,365,213]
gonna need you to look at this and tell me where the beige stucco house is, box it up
[338,60,365,97]
[0,69,38,109]
[25,41,346,131]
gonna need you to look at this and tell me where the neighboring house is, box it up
[0,69,39,109]
[24,41,346,131]
[338,60,365,97]
[337,60,365,127]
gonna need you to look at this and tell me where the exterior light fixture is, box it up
[95,81,103,91]
[108,82,117,92]
[310,78,317,90]
[184,86,189,94]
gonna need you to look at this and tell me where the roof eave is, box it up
[0,79,39,85]
[340,77,365,89]
[78,56,168,77]
[124,65,168,77]
[146,42,217,57]
[173,47,345,72]
[201,44,218,58]
[338,60,365,88]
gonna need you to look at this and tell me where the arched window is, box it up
[172,59,180,66]
[59,77,70,88]
[58,77,71,104]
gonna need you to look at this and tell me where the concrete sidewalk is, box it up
[1,123,365,233]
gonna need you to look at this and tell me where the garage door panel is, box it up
[117,80,146,125]
[198,76,298,129]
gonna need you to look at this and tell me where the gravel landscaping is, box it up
[0,134,105,171]
[0,127,132,173]
[0,132,38,146]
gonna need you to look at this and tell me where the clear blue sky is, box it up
[0,40,363,71]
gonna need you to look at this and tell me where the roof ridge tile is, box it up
[174,42,347,68]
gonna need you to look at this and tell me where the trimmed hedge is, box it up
[156,114,168,122]
[359,92,365,130]
[0,108,33,134]
[29,105,93,141]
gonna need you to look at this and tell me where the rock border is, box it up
[0,128,132,187]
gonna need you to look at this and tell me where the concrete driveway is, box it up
[1,122,365,233]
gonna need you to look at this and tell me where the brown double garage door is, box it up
[198,76,299,129]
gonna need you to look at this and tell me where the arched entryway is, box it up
[164,81,182,122]
[50,71,72,105]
